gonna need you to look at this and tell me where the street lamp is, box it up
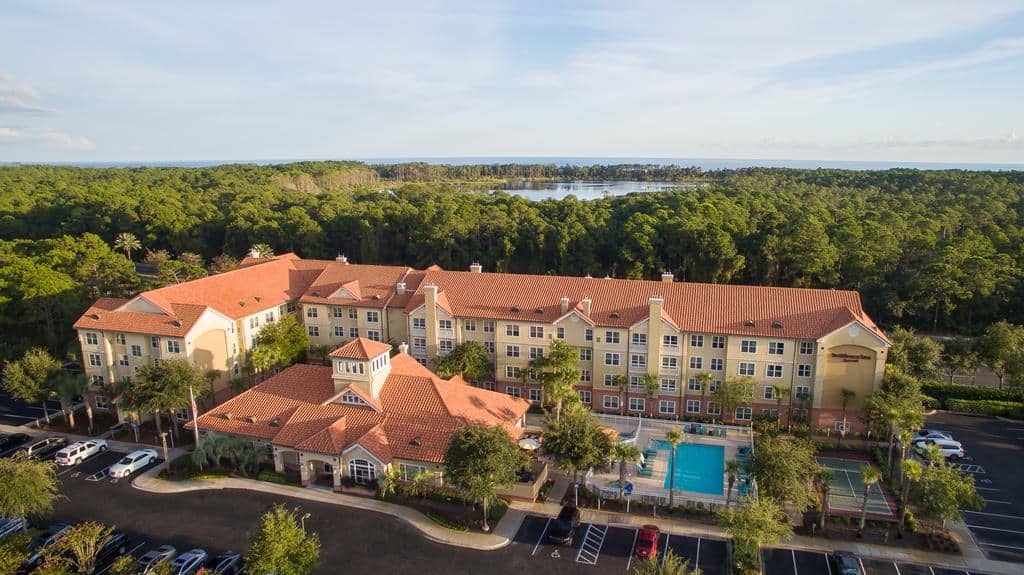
[301,513,311,534]
[574,482,579,507]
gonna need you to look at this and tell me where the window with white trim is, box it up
[712,379,723,392]
[88,353,102,367]
[438,319,452,331]
[660,378,677,392]
[629,375,643,390]
[366,311,380,323]
[166,340,180,354]
[659,400,676,415]
[308,325,319,337]
[529,347,544,359]
[399,463,427,481]
[663,335,679,348]
[580,369,591,382]
[688,378,702,392]
[438,339,453,352]
[662,356,678,370]
[797,364,812,378]
[741,340,757,353]
[306,307,318,318]
[114,333,126,345]
[557,327,565,339]
[689,356,703,370]
[603,395,619,410]
[631,333,647,346]
[579,348,592,361]
[628,397,645,412]
[506,345,520,358]
[505,366,521,379]
[735,406,752,420]
[348,308,358,320]
[334,326,345,337]
[528,388,542,402]
[505,386,521,397]
[464,319,476,331]
[349,327,359,338]
[151,336,159,349]
[530,326,544,338]
[585,328,593,342]
[130,345,142,357]
[85,332,99,345]
[118,355,129,367]
[762,408,779,419]
[683,399,699,413]
[250,316,260,329]
[605,331,620,344]
[763,386,775,400]
[603,374,616,387]
[483,321,495,333]
[766,364,783,378]
[768,341,785,355]
[413,337,426,351]
[506,324,519,337]
[348,459,377,483]
[630,354,646,368]
[412,317,426,330]
[91,375,104,385]
[710,358,724,371]
[799,341,814,355]
[707,402,721,415]
[712,335,725,349]
[332,307,344,318]
[578,390,591,404]
[738,362,756,376]
[175,407,190,421]
[690,334,704,348]
[483,341,495,353]
[604,352,620,366]
[94,395,109,409]
[795,385,811,397]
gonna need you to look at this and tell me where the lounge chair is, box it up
[637,464,654,477]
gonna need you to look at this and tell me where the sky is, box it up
[2,0,1024,164]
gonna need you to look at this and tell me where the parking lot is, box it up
[926,413,1024,564]
[762,548,987,575]
[0,391,63,426]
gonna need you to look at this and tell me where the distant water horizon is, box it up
[3,156,1023,171]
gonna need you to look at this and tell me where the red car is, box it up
[634,525,660,559]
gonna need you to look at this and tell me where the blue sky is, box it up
[1,0,1023,163]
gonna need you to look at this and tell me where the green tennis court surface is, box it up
[816,456,893,517]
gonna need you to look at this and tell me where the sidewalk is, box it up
[132,468,518,551]
[0,422,189,461]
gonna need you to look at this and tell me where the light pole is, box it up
[301,513,311,534]
[574,482,579,507]
[160,432,170,475]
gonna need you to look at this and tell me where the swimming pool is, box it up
[652,440,725,495]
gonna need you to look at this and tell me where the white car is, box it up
[915,438,964,460]
[170,548,208,575]
[139,545,177,573]
[0,516,26,540]
[54,440,107,466]
[108,449,159,478]
[915,429,954,442]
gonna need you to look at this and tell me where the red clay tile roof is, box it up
[299,262,414,309]
[73,298,208,337]
[328,337,392,360]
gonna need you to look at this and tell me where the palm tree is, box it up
[113,232,142,261]
[642,373,660,418]
[899,459,923,535]
[633,549,700,575]
[665,429,683,507]
[893,428,913,480]
[772,385,791,426]
[695,371,711,413]
[612,443,641,501]
[816,467,835,531]
[51,372,88,430]
[858,466,881,536]
[249,243,274,258]
[725,459,743,508]
[835,388,856,448]
[614,374,628,416]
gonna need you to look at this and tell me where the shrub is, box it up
[945,399,1024,418]
[922,382,1022,403]
[489,498,509,522]
[425,511,469,532]
[904,509,917,533]
[258,470,299,485]
[537,479,554,502]
[921,395,941,409]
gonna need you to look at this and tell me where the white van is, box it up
[54,440,107,466]
[914,438,964,460]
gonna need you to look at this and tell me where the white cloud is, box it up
[0,126,95,151]
[0,74,53,114]
[0,126,19,138]
[39,128,95,151]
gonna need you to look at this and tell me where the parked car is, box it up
[23,523,70,569]
[634,524,660,559]
[139,545,177,573]
[16,436,67,460]
[0,433,31,456]
[108,449,160,478]
[915,429,954,442]
[170,548,208,575]
[0,516,26,540]
[94,530,130,567]
[54,439,107,466]
[206,552,243,575]
[833,551,864,575]
[547,505,580,545]
[914,438,964,460]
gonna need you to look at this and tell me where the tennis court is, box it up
[816,456,893,517]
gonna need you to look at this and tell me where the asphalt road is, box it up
[0,391,63,426]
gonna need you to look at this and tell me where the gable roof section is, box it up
[329,337,392,360]
[300,262,413,308]
[73,298,208,337]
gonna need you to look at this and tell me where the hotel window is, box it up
[94,395,109,409]
[686,400,701,413]
[366,311,380,323]
[585,328,593,342]
[603,374,616,387]
[604,352,620,366]
[797,364,812,378]
[438,319,452,331]
[151,336,159,348]
[712,335,725,349]
[766,364,783,378]
[308,326,319,337]
[579,348,592,361]
[603,395,619,410]
[529,347,544,359]
[399,464,427,481]
[118,355,129,367]
[689,356,703,370]
[464,319,476,331]
[265,311,275,323]
[506,324,519,337]
[483,341,495,353]
[659,400,676,415]
[662,356,678,370]
[741,340,757,353]
[85,332,99,345]
[735,406,753,421]
[333,326,344,337]
[121,375,132,385]
[91,375,104,385]
[349,327,359,338]
[505,386,521,398]
[413,317,426,330]
[530,326,544,338]
[413,337,427,351]
[710,358,724,371]
[663,335,679,348]
[763,386,775,400]
[505,366,522,379]
[629,376,643,390]
[762,408,779,420]
[630,354,646,368]
[305,307,317,319]
[114,333,126,345]
[688,378,702,392]
[251,337,259,348]
[331,307,344,318]
[800,341,814,355]
[578,390,591,404]
[286,301,297,313]
[175,407,190,422]
[660,378,677,392]
[690,334,704,348]
[348,308,358,320]
[88,353,102,367]
[528,388,542,403]
[166,340,181,354]
[707,402,721,415]
[481,381,496,391]
[795,385,811,397]
[130,345,142,357]
[631,333,647,346]
[738,362,756,376]
[628,398,645,412]
[557,327,565,339]
[580,369,592,383]
[712,379,723,391]
[605,331,620,344]
[769,341,785,355]
[416,358,429,366]
[250,316,260,329]
[366,330,381,341]
[483,321,495,333]
[506,345,520,358]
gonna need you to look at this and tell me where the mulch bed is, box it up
[796,512,960,554]
[38,410,119,436]
[380,492,488,531]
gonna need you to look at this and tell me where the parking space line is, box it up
[974,486,1000,491]
[979,541,1024,551]
[979,498,1012,504]
[826,554,832,575]
[961,510,1022,519]
[791,549,798,574]
[660,533,669,569]
[928,567,935,575]
[859,557,866,574]
[531,519,551,556]
[894,561,901,575]
[625,528,640,572]
[575,524,608,565]
[965,524,1024,534]
[695,537,701,567]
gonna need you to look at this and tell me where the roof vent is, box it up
[469,262,482,273]
[312,290,320,296]
[238,301,246,307]
[336,254,348,264]
[744,319,755,327]
[254,296,261,302]
[243,416,257,424]
[511,306,521,313]
[222,412,233,420]
[534,307,544,314]
[171,319,182,327]
[89,313,101,320]
[396,282,406,295]
[410,436,422,447]
[604,275,611,280]
[372,294,381,300]
[609,312,620,319]
[771,320,783,329]
[269,417,281,427]
[584,274,593,279]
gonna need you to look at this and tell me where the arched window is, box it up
[348,459,376,483]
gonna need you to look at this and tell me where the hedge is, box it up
[922,382,1022,403]
[921,395,941,409]
[945,398,1024,418]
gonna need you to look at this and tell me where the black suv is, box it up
[547,505,580,545]
[0,433,31,457]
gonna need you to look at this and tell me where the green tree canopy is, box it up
[718,496,792,573]
[711,377,754,423]
[0,454,62,519]
[528,339,580,421]
[247,315,309,374]
[443,423,527,531]
[750,435,818,511]
[433,340,493,383]
[542,409,614,483]
[244,505,321,575]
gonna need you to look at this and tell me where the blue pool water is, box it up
[652,440,725,495]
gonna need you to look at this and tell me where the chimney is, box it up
[399,342,409,354]
[649,296,664,320]
[336,254,348,264]
[560,296,570,314]
[581,297,592,316]
[469,262,482,273]
[661,271,674,283]
[396,282,406,295]
[424,284,438,307]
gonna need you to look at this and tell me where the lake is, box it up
[494,180,698,200]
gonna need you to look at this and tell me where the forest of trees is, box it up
[1,162,1022,363]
